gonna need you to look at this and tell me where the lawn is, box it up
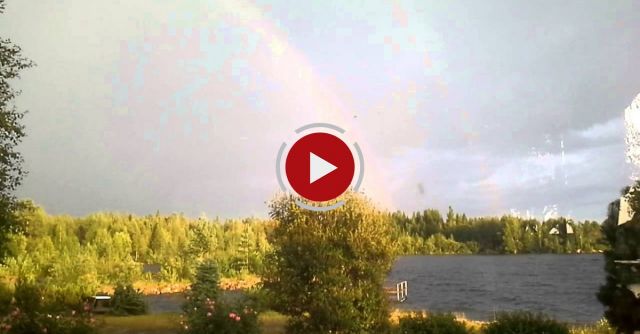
[96,312,611,334]
[97,312,287,334]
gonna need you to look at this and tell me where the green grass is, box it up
[97,314,181,334]
[97,312,611,334]
[259,311,288,334]
[97,312,287,334]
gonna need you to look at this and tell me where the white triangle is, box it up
[310,152,337,184]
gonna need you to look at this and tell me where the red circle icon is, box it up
[285,132,355,202]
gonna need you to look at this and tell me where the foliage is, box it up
[0,205,272,292]
[397,312,469,334]
[181,260,260,334]
[482,312,568,334]
[0,280,97,334]
[0,200,606,318]
[0,0,35,261]
[0,307,96,334]
[392,208,604,255]
[111,283,147,316]
[0,284,11,316]
[180,299,259,334]
[570,318,615,334]
[263,193,395,334]
[183,260,220,313]
[597,184,640,333]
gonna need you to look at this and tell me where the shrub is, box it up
[0,307,96,334]
[111,283,147,316]
[570,318,616,334]
[181,260,260,334]
[483,312,568,334]
[0,281,97,334]
[597,185,640,333]
[397,312,470,334]
[263,193,395,333]
[12,280,42,315]
[0,284,11,316]
[180,298,259,334]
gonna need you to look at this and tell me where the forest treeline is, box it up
[0,201,605,303]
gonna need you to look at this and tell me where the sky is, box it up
[0,0,639,221]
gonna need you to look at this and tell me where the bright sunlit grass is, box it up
[97,314,181,334]
[97,312,288,334]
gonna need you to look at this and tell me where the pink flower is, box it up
[229,312,236,318]
[235,316,241,322]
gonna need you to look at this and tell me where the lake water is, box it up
[387,254,605,323]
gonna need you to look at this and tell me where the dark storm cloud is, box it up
[0,0,638,220]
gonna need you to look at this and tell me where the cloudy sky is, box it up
[1,0,639,220]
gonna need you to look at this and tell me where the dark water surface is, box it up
[387,254,605,323]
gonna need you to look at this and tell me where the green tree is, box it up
[0,0,34,260]
[446,206,456,226]
[184,260,220,311]
[502,216,523,254]
[597,185,640,333]
[263,193,395,333]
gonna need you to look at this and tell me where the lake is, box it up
[387,254,605,323]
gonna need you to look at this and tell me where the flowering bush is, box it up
[180,260,260,334]
[0,281,97,334]
[0,305,96,334]
[180,297,259,334]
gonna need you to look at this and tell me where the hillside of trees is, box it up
[0,201,605,299]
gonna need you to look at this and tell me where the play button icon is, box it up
[285,132,355,202]
[309,152,337,184]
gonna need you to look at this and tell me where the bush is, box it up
[570,318,616,334]
[0,280,97,334]
[263,193,396,333]
[0,284,11,316]
[181,261,260,334]
[12,280,42,315]
[398,312,469,334]
[180,298,259,334]
[111,283,147,316]
[0,307,96,334]
[597,185,640,333]
[483,312,568,334]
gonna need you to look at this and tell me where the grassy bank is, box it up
[97,312,287,334]
[96,312,612,334]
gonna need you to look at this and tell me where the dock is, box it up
[385,281,408,303]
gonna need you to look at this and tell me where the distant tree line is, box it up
[0,202,605,299]
[392,206,605,255]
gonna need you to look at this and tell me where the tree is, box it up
[0,0,34,260]
[597,185,640,333]
[181,260,260,334]
[446,206,456,226]
[502,216,523,254]
[263,193,395,333]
